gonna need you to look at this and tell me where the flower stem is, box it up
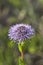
[18,43,25,65]
[21,51,24,60]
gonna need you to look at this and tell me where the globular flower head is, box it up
[8,24,35,42]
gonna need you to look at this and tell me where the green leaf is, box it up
[18,57,25,65]
[8,41,15,48]
[18,42,24,53]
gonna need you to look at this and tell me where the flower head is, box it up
[8,24,35,42]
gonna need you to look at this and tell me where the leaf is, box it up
[18,42,24,53]
[18,57,25,65]
[8,41,15,48]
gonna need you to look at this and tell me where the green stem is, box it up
[18,42,25,65]
[21,51,24,60]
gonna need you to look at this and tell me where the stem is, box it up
[21,51,24,60]
[18,43,25,65]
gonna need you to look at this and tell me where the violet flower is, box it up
[8,24,35,42]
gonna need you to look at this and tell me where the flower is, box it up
[8,24,35,42]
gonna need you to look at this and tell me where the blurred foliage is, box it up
[7,0,21,7]
[0,0,43,65]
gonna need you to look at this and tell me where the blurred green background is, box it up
[0,0,43,65]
